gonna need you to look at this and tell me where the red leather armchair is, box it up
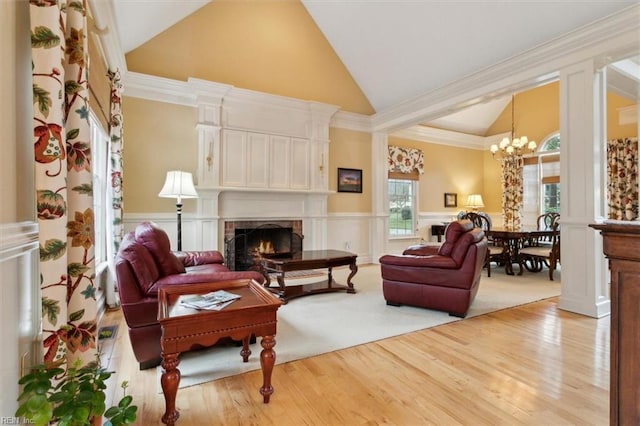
[115,221,265,369]
[379,220,487,318]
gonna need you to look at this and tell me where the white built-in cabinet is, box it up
[222,129,311,190]
[190,80,338,251]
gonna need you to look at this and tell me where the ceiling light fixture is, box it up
[490,95,537,160]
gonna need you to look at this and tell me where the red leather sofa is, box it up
[379,220,487,318]
[115,221,265,369]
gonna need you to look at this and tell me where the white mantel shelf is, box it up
[197,187,335,196]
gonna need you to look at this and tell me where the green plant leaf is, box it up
[23,379,51,397]
[118,395,133,408]
[31,409,53,426]
[18,371,40,385]
[124,406,138,423]
[25,394,48,411]
[77,389,94,403]
[104,407,119,417]
[72,405,90,422]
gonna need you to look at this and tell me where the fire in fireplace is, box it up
[224,222,303,271]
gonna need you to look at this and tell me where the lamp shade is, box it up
[465,194,485,209]
[158,171,198,202]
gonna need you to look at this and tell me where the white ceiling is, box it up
[111,0,639,136]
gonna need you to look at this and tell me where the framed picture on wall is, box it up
[337,168,363,193]
[444,193,457,207]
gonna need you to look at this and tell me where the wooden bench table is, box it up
[260,249,358,303]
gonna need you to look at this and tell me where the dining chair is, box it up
[517,222,560,280]
[528,212,560,247]
[461,212,504,277]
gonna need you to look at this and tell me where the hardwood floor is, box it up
[99,297,609,425]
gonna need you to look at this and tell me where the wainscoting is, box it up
[122,211,503,265]
[0,221,40,416]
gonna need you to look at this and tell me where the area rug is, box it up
[157,263,561,391]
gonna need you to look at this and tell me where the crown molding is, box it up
[373,4,640,133]
[391,126,506,150]
[118,72,525,151]
[122,72,340,121]
[123,71,196,106]
[87,0,127,73]
[330,111,372,132]
[187,78,234,106]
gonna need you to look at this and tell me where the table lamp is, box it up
[158,170,198,250]
[465,194,485,212]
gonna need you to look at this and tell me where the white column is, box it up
[558,59,610,318]
[371,132,389,262]
[189,79,232,250]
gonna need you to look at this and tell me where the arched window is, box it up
[541,133,560,151]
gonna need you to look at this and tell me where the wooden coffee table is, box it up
[260,249,358,303]
[157,278,282,425]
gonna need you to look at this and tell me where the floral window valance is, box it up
[388,146,424,174]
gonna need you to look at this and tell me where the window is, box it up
[522,133,560,225]
[539,133,560,214]
[543,181,560,213]
[388,178,416,237]
[89,113,110,266]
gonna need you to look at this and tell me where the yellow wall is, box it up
[122,97,199,213]
[388,137,485,214]
[328,128,372,213]
[607,92,637,139]
[486,83,560,145]
[125,0,374,115]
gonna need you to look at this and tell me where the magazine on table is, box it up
[180,289,241,311]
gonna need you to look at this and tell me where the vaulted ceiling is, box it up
[109,0,639,135]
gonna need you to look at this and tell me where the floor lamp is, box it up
[158,170,198,251]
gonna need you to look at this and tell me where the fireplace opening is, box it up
[225,223,303,271]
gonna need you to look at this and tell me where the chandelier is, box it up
[490,95,536,159]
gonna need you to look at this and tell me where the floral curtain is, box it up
[108,69,124,253]
[607,137,639,220]
[501,157,524,230]
[31,0,97,366]
[388,145,425,174]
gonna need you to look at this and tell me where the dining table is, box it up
[486,227,555,275]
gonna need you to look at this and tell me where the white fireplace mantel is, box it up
[186,83,339,253]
